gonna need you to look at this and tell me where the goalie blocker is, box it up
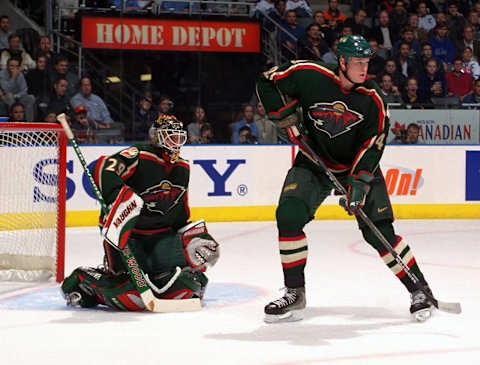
[62,187,220,310]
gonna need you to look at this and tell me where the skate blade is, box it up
[264,309,305,323]
[412,307,433,322]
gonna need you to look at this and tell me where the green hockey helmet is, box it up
[336,35,374,62]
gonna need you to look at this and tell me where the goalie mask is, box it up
[149,114,187,157]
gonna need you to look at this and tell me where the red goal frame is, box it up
[0,122,67,282]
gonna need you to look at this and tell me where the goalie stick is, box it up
[56,113,201,312]
[286,125,461,315]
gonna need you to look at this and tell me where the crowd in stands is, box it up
[257,0,480,115]
[4,1,480,146]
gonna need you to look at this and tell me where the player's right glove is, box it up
[344,171,375,215]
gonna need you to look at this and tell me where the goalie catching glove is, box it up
[179,220,219,271]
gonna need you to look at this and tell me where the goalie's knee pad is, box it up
[179,220,219,271]
[148,267,209,300]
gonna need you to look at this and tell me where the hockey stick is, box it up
[287,126,461,315]
[56,113,201,312]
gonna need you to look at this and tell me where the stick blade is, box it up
[437,300,462,314]
[141,291,202,312]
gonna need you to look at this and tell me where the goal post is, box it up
[0,122,66,282]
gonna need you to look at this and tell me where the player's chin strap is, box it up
[287,125,461,315]
[57,113,201,313]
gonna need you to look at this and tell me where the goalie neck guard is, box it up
[149,114,187,160]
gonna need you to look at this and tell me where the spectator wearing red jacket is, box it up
[446,57,473,98]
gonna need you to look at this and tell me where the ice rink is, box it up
[0,219,479,365]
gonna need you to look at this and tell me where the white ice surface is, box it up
[0,219,479,365]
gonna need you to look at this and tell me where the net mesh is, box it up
[0,128,60,281]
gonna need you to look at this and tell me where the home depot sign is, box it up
[81,17,260,52]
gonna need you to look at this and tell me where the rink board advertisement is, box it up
[388,109,480,144]
[3,145,480,226]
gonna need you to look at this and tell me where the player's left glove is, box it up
[345,171,375,215]
[178,220,219,271]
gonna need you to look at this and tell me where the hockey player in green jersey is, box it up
[256,34,434,322]
[61,114,219,311]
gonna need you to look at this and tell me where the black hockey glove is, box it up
[344,172,375,215]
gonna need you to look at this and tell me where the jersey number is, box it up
[105,158,126,175]
[374,133,386,151]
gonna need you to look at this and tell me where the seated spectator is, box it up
[379,73,403,104]
[0,58,35,121]
[418,57,446,99]
[70,105,97,144]
[416,1,436,33]
[157,95,174,115]
[428,22,455,68]
[199,122,215,144]
[462,79,480,103]
[132,90,157,141]
[254,101,277,144]
[8,101,25,122]
[395,41,421,79]
[467,10,480,39]
[49,55,79,99]
[160,0,189,13]
[445,57,473,98]
[401,77,428,108]
[43,110,57,123]
[231,104,258,144]
[408,12,429,44]
[263,0,286,34]
[446,2,466,42]
[187,105,210,144]
[322,0,347,32]
[462,46,480,80]
[297,23,329,61]
[34,36,57,70]
[312,10,335,45]
[344,9,370,38]
[278,10,305,59]
[286,0,312,29]
[47,77,71,116]
[26,54,50,115]
[377,58,407,91]
[389,1,409,35]
[0,34,35,71]
[392,26,422,58]
[390,122,420,144]
[238,125,258,144]
[367,38,386,78]
[454,25,480,61]
[71,76,113,128]
[322,38,339,64]
[419,41,433,69]
[0,15,12,50]
[372,10,397,59]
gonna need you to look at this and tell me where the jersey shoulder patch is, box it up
[119,146,139,159]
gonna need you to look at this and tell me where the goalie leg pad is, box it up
[61,267,145,311]
[179,220,220,271]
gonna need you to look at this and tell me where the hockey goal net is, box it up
[0,123,66,282]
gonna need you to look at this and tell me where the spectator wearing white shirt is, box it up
[286,0,312,29]
[417,1,436,33]
[462,46,480,80]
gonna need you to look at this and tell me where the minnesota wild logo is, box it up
[142,180,186,214]
[308,101,364,138]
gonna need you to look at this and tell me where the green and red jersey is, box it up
[94,144,190,232]
[257,60,389,175]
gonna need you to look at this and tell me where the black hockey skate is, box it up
[410,286,434,322]
[264,287,306,323]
